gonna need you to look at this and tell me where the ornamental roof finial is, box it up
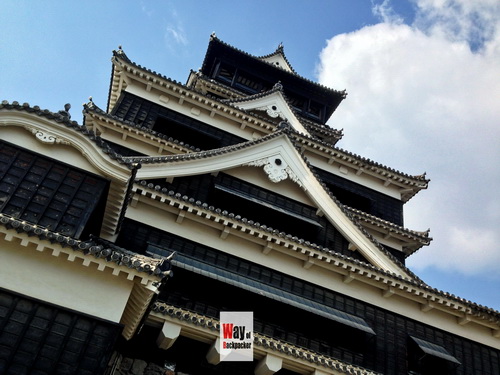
[58,103,71,119]
[85,96,95,109]
[273,81,283,91]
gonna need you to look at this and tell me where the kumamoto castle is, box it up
[1,34,499,375]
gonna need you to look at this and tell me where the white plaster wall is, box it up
[0,238,134,322]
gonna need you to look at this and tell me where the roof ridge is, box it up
[222,83,317,136]
[329,144,430,183]
[0,212,170,277]
[83,101,202,153]
[255,42,297,74]
[134,177,399,274]
[221,81,286,104]
[135,181,500,317]
[190,72,343,143]
[123,128,287,165]
[285,134,424,281]
[345,206,432,242]
[206,34,346,96]
[128,126,419,281]
[1,100,135,169]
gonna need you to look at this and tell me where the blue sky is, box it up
[1,0,499,311]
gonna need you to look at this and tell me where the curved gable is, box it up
[226,88,311,136]
[133,133,411,277]
[0,105,134,238]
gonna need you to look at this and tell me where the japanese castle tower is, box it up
[1,34,499,375]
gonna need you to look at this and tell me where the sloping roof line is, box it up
[107,52,427,186]
[140,177,430,259]
[5,99,424,198]
[134,164,419,283]
[205,33,345,96]
[0,213,168,278]
[188,69,246,99]
[151,303,382,375]
[222,82,312,136]
[345,206,432,247]
[120,119,425,235]
[255,42,297,74]
[83,102,202,153]
[172,253,376,334]
[188,71,344,144]
[0,100,135,169]
[139,185,500,320]
[127,128,420,280]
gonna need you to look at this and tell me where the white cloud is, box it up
[372,0,404,24]
[317,0,500,276]
[166,25,188,46]
[411,226,500,274]
[164,7,188,49]
[413,0,500,51]
[140,1,154,18]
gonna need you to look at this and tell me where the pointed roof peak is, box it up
[132,134,414,278]
[112,44,132,63]
[223,88,311,136]
[257,44,295,74]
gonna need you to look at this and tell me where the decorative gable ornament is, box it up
[228,90,310,136]
[31,129,70,145]
[255,104,286,120]
[246,156,303,188]
[258,43,295,73]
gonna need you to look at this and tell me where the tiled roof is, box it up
[124,127,285,165]
[139,185,500,320]
[255,42,297,74]
[1,100,79,127]
[123,124,425,280]
[0,213,170,277]
[344,206,432,255]
[139,174,425,281]
[108,53,282,133]
[222,82,314,135]
[221,81,286,104]
[0,100,136,169]
[107,51,427,190]
[188,69,245,99]
[152,303,382,375]
[83,101,202,153]
[204,33,346,97]
[193,74,344,143]
[228,85,345,144]
[127,129,417,276]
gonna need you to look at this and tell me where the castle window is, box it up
[308,100,324,121]
[235,70,263,94]
[153,116,220,150]
[408,336,460,374]
[215,62,235,84]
